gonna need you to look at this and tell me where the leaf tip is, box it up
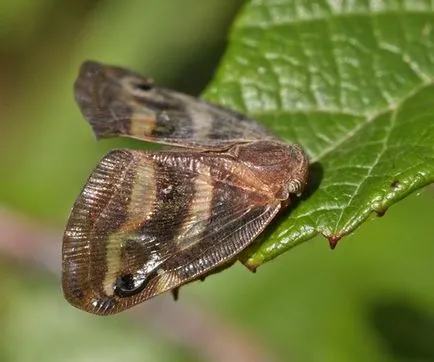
[327,235,342,250]
[375,208,387,217]
[244,262,258,273]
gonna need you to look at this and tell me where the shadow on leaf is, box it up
[301,161,323,201]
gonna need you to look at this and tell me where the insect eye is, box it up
[114,273,147,297]
[287,179,303,196]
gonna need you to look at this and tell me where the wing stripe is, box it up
[102,153,157,296]
[137,154,196,256]
[174,162,213,249]
[63,150,134,303]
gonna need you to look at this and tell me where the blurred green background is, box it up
[1,1,434,361]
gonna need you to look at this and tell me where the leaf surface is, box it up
[204,0,434,267]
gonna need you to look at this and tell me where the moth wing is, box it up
[74,61,276,150]
[62,149,281,315]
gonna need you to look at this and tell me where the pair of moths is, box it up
[62,62,309,315]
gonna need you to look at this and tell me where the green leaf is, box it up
[204,0,434,268]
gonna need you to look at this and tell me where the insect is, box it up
[62,61,309,315]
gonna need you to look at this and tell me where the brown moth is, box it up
[62,61,309,315]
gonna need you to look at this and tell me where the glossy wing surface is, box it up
[74,61,276,150]
[62,149,281,314]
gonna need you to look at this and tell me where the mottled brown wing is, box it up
[62,149,281,315]
[74,61,277,150]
